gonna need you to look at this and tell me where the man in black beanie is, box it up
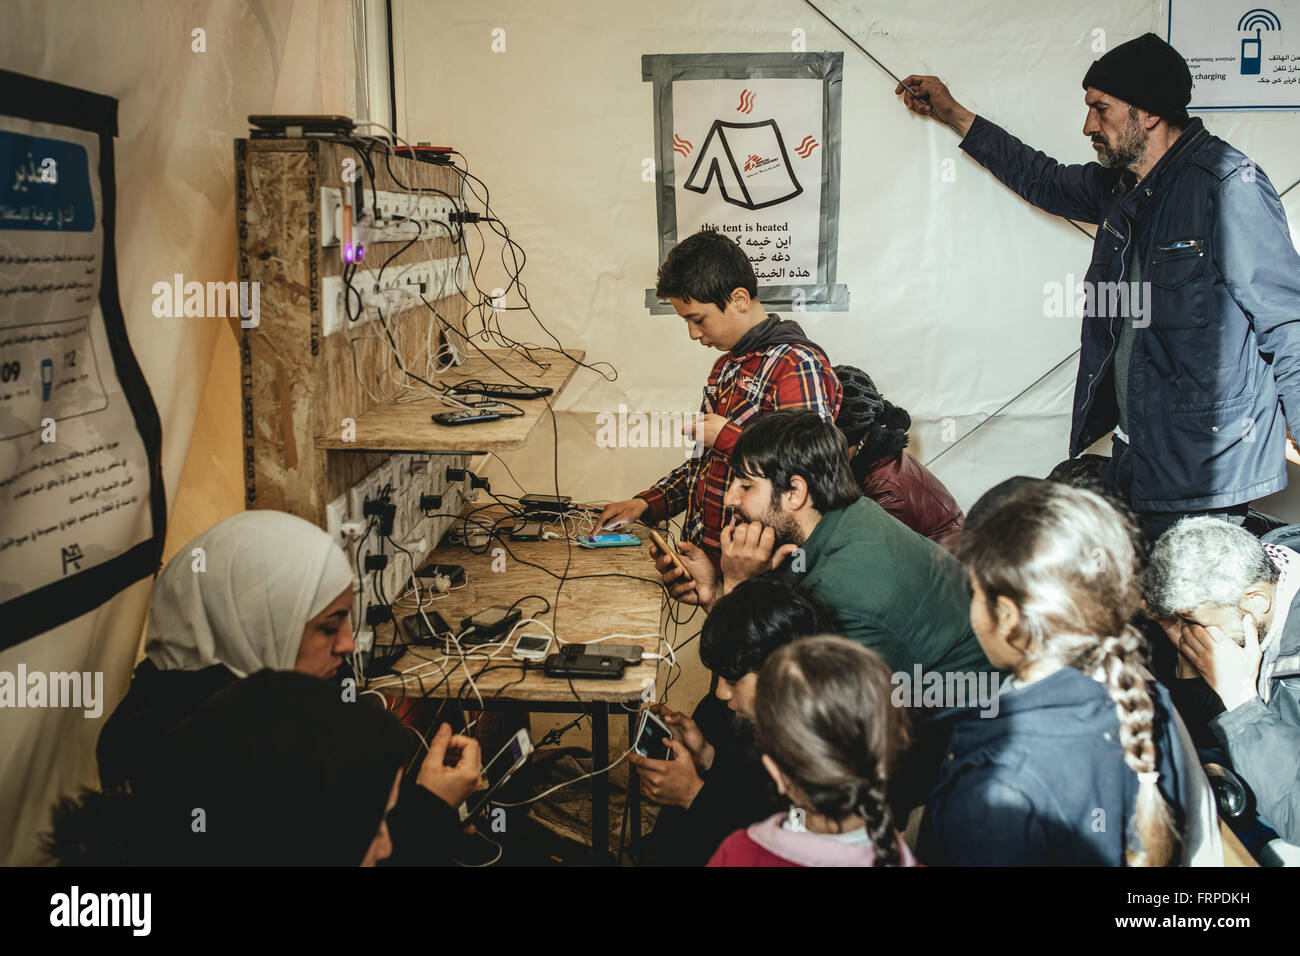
[893,34,1300,544]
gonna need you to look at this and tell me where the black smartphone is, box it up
[509,519,546,541]
[543,652,626,679]
[433,409,504,426]
[401,611,450,645]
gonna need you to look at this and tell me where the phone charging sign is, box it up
[1169,0,1300,110]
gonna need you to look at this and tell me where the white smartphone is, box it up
[633,709,674,761]
[458,728,533,822]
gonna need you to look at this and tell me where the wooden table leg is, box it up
[591,705,609,864]
[627,708,641,860]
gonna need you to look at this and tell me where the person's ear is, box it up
[761,754,788,796]
[1140,108,1160,131]
[784,475,810,511]
[996,594,1027,649]
[730,287,752,313]
[1242,585,1272,622]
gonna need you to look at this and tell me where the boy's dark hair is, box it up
[655,229,758,311]
[732,410,862,514]
[700,577,839,682]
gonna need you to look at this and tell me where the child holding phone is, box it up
[920,482,1220,866]
[708,636,919,867]
[596,230,840,570]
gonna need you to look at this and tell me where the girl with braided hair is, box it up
[708,636,919,867]
[920,481,1221,865]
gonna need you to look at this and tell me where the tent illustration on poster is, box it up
[682,119,804,210]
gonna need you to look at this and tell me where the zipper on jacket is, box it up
[1081,212,1131,428]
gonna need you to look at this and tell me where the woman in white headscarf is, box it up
[94,510,483,866]
[96,510,356,788]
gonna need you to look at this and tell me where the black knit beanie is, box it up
[833,365,886,448]
[1082,32,1192,123]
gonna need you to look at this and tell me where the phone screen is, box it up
[461,733,531,821]
[634,711,673,761]
[484,734,527,788]
[583,533,639,546]
[515,635,549,654]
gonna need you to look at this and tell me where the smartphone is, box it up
[433,409,504,426]
[520,493,572,513]
[543,652,626,679]
[600,643,647,666]
[634,709,674,761]
[401,611,450,645]
[512,634,552,661]
[459,729,533,822]
[646,529,694,583]
[578,533,641,549]
[458,605,522,645]
[509,519,546,541]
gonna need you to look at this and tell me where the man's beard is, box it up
[740,502,805,548]
[1093,112,1148,170]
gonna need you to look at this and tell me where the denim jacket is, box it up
[961,115,1300,511]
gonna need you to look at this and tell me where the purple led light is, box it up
[343,243,355,263]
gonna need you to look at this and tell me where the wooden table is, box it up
[370,505,665,863]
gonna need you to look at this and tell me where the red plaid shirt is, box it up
[636,338,841,566]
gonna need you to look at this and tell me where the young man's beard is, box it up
[741,501,805,548]
[1094,112,1148,171]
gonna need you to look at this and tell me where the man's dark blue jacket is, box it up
[961,115,1300,512]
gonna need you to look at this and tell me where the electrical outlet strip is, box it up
[321,254,471,336]
[321,187,460,248]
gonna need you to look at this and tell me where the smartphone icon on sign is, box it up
[1242,32,1261,75]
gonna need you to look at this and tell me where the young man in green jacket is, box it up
[655,409,989,678]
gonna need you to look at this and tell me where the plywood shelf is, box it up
[315,349,584,453]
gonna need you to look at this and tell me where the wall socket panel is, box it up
[320,187,462,248]
[338,452,473,622]
[321,255,473,337]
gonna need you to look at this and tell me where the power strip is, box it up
[321,256,472,336]
[320,187,461,247]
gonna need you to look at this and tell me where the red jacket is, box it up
[858,452,964,555]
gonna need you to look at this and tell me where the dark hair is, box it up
[46,671,410,866]
[700,577,839,681]
[755,636,910,866]
[963,476,1044,531]
[732,410,862,514]
[959,482,1178,866]
[655,229,758,311]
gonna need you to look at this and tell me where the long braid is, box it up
[857,776,900,867]
[1093,625,1179,867]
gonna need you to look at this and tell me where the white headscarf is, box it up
[146,510,354,678]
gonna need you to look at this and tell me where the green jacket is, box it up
[778,497,990,676]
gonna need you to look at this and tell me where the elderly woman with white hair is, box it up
[1145,517,1300,854]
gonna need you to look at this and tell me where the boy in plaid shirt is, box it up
[598,230,841,569]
